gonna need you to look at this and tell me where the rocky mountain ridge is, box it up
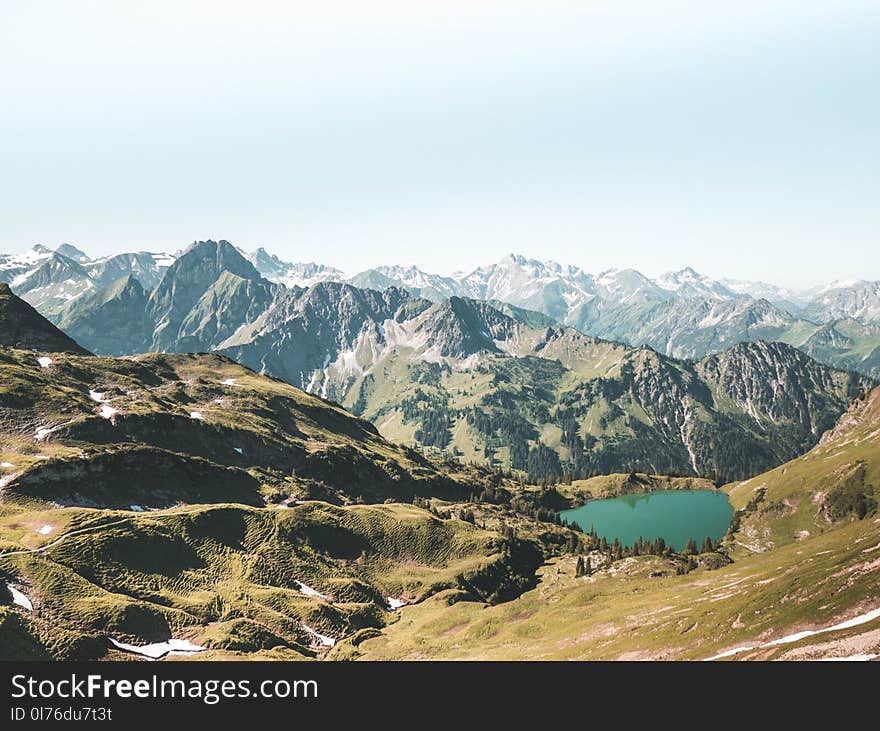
[4,243,879,374]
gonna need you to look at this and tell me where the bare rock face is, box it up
[147,240,275,351]
[802,281,880,324]
[55,275,153,356]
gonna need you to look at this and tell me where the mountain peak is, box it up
[416,296,516,359]
[55,243,90,262]
[655,267,737,300]
[147,240,266,350]
[183,239,238,256]
[110,272,146,294]
[171,240,260,278]
[502,253,561,271]
[700,339,831,371]
[659,266,705,283]
[247,249,346,289]
[803,279,880,324]
[826,278,870,290]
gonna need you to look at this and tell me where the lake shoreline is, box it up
[559,489,734,553]
[558,472,720,509]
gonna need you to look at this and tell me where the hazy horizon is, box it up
[2,2,878,288]
[4,238,875,291]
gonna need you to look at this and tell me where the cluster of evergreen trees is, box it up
[575,555,592,577]
[465,399,711,483]
[350,374,374,416]
[561,519,721,564]
[399,388,456,449]
[414,408,453,449]
[824,462,877,521]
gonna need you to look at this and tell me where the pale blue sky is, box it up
[1,1,878,286]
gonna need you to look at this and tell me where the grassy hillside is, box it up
[0,347,476,506]
[354,518,879,660]
[0,499,543,660]
[353,388,880,661]
[725,385,880,555]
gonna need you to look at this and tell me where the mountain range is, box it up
[4,244,878,377]
[0,290,549,659]
[218,285,870,482]
[339,257,880,375]
[2,241,872,483]
[0,244,174,319]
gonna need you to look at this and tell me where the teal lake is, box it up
[559,490,733,552]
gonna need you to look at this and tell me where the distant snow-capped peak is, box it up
[0,245,55,271]
[247,248,346,289]
[372,264,455,291]
[802,279,880,324]
[655,267,737,300]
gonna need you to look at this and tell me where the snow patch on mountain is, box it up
[294,580,329,599]
[301,624,336,647]
[0,246,54,275]
[7,584,33,611]
[34,425,58,441]
[109,637,205,660]
[151,253,177,267]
